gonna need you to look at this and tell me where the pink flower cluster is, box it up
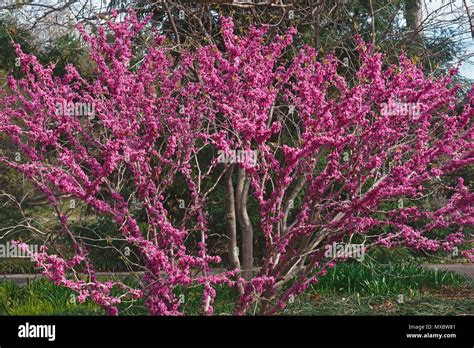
[1,11,472,315]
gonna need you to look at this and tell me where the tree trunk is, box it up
[224,165,244,296]
[225,165,241,270]
[405,0,423,39]
[236,167,254,281]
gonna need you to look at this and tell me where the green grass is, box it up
[312,260,471,296]
[0,260,471,315]
[284,259,473,315]
[0,278,103,315]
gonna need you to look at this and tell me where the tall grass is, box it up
[311,260,471,296]
[0,260,470,315]
[0,278,102,315]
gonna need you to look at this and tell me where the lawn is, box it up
[0,259,471,316]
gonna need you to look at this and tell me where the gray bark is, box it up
[405,0,423,38]
[225,165,241,271]
[236,167,254,281]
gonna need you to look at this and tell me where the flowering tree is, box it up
[0,12,472,315]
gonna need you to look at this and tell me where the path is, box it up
[423,263,474,281]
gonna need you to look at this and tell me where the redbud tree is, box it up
[0,12,472,315]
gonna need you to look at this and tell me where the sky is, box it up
[424,0,474,79]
